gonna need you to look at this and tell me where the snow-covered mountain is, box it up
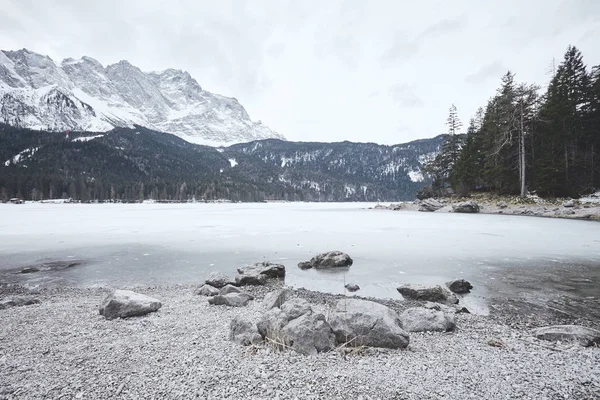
[0,49,283,146]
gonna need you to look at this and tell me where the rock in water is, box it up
[229,315,262,346]
[345,283,360,292]
[219,284,241,295]
[208,293,254,307]
[280,298,313,320]
[298,261,313,270]
[262,289,289,310]
[397,284,459,305]
[446,279,473,294]
[531,325,600,347]
[193,284,219,296]
[235,262,286,286]
[0,296,41,310]
[309,251,353,269]
[281,313,336,355]
[329,299,409,349]
[452,201,480,213]
[20,267,40,274]
[400,307,456,332]
[205,272,235,289]
[418,199,443,212]
[99,290,162,320]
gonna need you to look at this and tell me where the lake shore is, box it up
[375,193,600,221]
[1,283,599,399]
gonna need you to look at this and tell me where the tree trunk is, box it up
[519,100,526,197]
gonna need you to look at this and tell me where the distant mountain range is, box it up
[0,124,445,202]
[0,49,283,146]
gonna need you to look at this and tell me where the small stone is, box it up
[345,283,360,292]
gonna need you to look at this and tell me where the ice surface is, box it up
[0,203,598,304]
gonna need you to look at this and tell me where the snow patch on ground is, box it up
[72,134,105,142]
[407,170,424,182]
[4,147,39,166]
[228,158,238,167]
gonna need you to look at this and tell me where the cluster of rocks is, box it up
[229,291,460,355]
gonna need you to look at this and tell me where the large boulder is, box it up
[281,313,336,355]
[281,298,313,320]
[219,284,241,295]
[418,198,443,212]
[235,262,285,286]
[397,284,459,305]
[237,262,286,279]
[262,289,289,310]
[400,307,456,332]
[328,299,409,349]
[99,290,162,320]
[309,251,353,269]
[205,272,235,289]
[0,296,41,310]
[446,279,473,294]
[452,201,480,213]
[229,315,263,346]
[257,308,289,338]
[531,325,600,347]
[193,284,219,296]
[208,292,254,307]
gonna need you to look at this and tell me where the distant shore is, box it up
[1,283,599,399]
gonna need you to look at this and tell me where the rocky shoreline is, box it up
[1,280,599,399]
[373,194,600,221]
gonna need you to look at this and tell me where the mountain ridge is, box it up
[0,48,283,146]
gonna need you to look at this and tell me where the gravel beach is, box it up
[1,284,599,400]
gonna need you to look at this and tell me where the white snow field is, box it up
[0,202,599,306]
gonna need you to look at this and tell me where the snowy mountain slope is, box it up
[0,49,283,145]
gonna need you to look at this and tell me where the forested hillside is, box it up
[424,45,600,198]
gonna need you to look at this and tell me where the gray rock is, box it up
[281,298,313,320]
[452,201,480,213]
[397,284,459,305]
[329,299,409,349]
[281,313,336,355]
[446,279,473,294]
[309,251,353,269]
[237,262,286,278]
[99,290,162,320]
[345,283,360,292]
[0,296,41,310]
[219,284,241,295]
[532,325,600,347]
[298,261,313,270]
[205,272,235,289]
[257,308,289,338]
[193,284,219,296]
[563,200,575,208]
[235,273,268,286]
[229,315,263,346]
[262,289,289,310]
[419,199,443,212]
[208,292,254,307]
[400,307,456,332]
[20,267,40,274]
[497,201,508,209]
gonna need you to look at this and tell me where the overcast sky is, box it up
[2,0,599,144]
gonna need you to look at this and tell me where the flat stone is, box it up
[208,292,254,307]
[99,290,162,320]
[219,284,241,295]
[532,325,600,347]
[0,296,41,310]
[397,284,459,305]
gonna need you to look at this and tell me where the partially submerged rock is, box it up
[20,267,40,274]
[208,292,254,307]
[99,290,162,320]
[400,307,456,332]
[397,284,459,305]
[418,199,443,212]
[0,296,41,310]
[229,315,262,346]
[194,284,219,296]
[308,251,353,269]
[235,262,286,286]
[452,201,480,213]
[205,272,236,289]
[345,283,360,292]
[298,261,313,270]
[532,325,600,347]
[446,279,473,294]
[262,289,289,310]
[329,299,409,349]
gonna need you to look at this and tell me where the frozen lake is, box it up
[1,202,599,313]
